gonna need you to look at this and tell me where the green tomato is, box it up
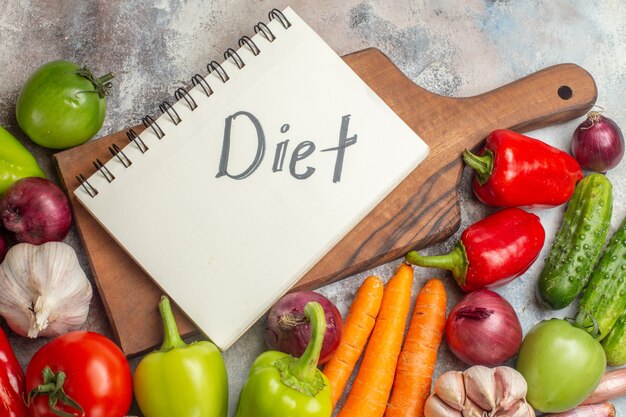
[16,60,114,149]
[516,318,606,413]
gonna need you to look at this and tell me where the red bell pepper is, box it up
[0,327,29,417]
[406,207,545,292]
[463,129,583,208]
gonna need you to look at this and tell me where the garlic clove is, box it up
[435,370,466,411]
[494,366,528,411]
[463,397,490,417]
[494,400,535,417]
[464,365,497,412]
[0,242,92,338]
[425,394,464,417]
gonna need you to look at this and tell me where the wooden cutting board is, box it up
[54,48,597,356]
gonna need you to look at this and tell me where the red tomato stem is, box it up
[28,367,85,417]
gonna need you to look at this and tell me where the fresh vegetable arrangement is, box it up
[2,50,626,417]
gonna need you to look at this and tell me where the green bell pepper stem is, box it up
[406,242,469,287]
[158,296,187,351]
[463,148,494,185]
[289,302,326,383]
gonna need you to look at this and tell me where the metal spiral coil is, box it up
[78,9,292,198]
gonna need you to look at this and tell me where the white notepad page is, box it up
[75,7,429,350]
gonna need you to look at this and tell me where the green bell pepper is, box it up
[235,301,332,417]
[0,125,45,194]
[133,296,228,417]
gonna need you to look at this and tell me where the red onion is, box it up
[445,289,522,366]
[0,177,72,245]
[265,291,343,364]
[571,111,624,172]
[0,228,9,263]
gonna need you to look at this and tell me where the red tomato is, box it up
[26,331,132,417]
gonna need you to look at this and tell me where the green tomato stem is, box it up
[97,73,115,85]
[158,296,187,351]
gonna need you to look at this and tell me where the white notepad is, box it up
[75,7,429,350]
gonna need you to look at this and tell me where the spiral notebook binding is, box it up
[174,87,198,110]
[76,174,98,197]
[109,143,133,167]
[191,74,213,97]
[159,100,182,125]
[224,48,245,69]
[254,22,276,42]
[93,158,115,182]
[142,115,165,139]
[207,61,229,83]
[269,9,291,28]
[80,8,292,197]
[238,36,260,56]
[127,128,149,153]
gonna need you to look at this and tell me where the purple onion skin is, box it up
[445,289,522,366]
[265,291,343,364]
[0,227,9,263]
[572,112,625,172]
[0,177,72,245]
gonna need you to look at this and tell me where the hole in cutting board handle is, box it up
[558,85,573,100]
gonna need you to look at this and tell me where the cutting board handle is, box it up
[461,63,597,137]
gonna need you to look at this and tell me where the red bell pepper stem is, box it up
[406,243,469,287]
[0,328,30,417]
[462,149,494,185]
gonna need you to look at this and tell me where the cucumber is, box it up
[602,313,626,366]
[576,214,626,340]
[538,173,613,310]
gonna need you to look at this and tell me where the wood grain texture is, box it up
[54,48,597,356]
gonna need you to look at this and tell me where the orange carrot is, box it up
[323,275,384,408]
[337,262,414,417]
[384,278,447,417]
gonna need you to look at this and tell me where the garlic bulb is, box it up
[426,365,535,417]
[0,242,92,338]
